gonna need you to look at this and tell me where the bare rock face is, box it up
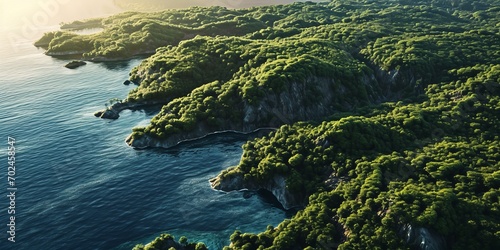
[210,172,303,210]
[94,109,120,119]
[241,77,339,127]
[125,132,172,149]
[400,224,447,250]
[126,75,361,149]
[94,100,166,120]
[209,172,247,191]
[64,60,86,69]
[264,175,303,210]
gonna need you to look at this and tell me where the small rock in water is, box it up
[65,60,86,69]
[94,109,119,119]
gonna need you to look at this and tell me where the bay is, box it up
[0,3,287,249]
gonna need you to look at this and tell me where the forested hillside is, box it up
[38,0,500,249]
[112,0,327,12]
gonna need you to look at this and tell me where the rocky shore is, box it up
[94,100,166,119]
[125,127,276,149]
[123,67,422,212]
[210,172,304,210]
[64,60,86,69]
[125,65,420,147]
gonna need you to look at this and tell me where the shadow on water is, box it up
[97,60,134,71]
[151,128,276,155]
[50,54,85,61]
[47,55,133,71]
[256,190,284,209]
[117,132,293,250]
[131,104,164,116]
[94,55,151,70]
[144,133,250,157]
[245,190,299,216]
[48,55,150,71]
[160,131,299,215]
[135,131,299,214]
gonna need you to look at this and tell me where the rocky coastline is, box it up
[210,173,304,210]
[86,50,156,62]
[94,100,166,119]
[123,67,421,212]
[46,51,88,56]
[125,66,420,147]
[125,127,276,149]
[64,60,86,69]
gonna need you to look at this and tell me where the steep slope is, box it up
[124,37,393,148]
[215,65,500,249]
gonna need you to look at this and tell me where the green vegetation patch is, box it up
[128,37,374,141]
[223,64,500,250]
[36,0,500,249]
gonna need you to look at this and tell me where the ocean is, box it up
[0,2,286,249]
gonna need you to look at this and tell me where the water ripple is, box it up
[0,30,285,250]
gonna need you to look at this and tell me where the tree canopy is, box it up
[36,0,500,249]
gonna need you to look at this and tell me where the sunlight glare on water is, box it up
[0,1,287,249]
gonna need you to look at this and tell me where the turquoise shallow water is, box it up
[0,28,286,249]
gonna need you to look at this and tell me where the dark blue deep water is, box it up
[0,27,285,249]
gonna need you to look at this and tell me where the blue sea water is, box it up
[0,27,286,249]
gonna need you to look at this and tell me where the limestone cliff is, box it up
[210,172,303,210]
[94,100,166,120]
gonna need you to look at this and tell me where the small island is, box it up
[64,60,86,69]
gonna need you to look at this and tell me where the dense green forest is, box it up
[132,234,208,250]
[112,0,326,12]
[219,63,500,249]
[38,0,500,249]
